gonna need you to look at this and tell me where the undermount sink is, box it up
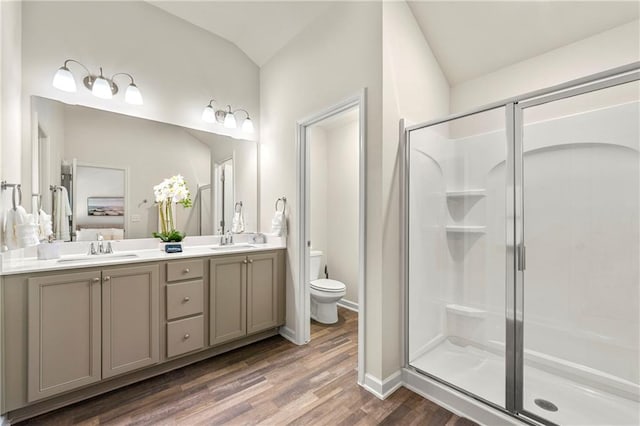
[210,243,256,251]
[57,253,139,263]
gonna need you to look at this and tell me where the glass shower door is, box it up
[406,106,509,409]
[518,79,640,425]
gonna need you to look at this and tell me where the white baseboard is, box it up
[402,368,519,425]
[362,371,402,400]
[337,299,358,312]
[278,326,300,345]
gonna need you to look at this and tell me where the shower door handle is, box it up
[517,245,526,271]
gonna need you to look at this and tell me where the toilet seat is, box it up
[310,278,346,293]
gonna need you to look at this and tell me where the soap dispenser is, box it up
[37,235,60,260]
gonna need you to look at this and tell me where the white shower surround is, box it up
[408,100,639,423]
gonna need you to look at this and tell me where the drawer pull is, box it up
[183,296,190,303]
[248,259,253,264]
[243,259,248,264]
[92,277,100,283]
[184,333,190,340]
[183,268,190,273]
[103,276,111,282]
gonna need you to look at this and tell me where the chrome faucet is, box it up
[220,231,234,246]
[88,234,114,255]
[97,234,104,254]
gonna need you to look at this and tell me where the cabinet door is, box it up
[247,251,280,334]
[102,264,159,378]
[28,271,101,402]
[209,255,247,345]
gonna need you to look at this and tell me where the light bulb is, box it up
[242,117,254,133]
[52,66,76,92]
[224,112,237,128]
[125,83,143,105]
[92,76,113,99]
[202,105,216,123]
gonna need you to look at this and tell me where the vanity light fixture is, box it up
[201,101,254,133]
[52,59,143,105]
[202,99,217,123]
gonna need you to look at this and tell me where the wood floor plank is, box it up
[19,308,477,426]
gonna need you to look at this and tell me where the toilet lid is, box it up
[310,278,346,292]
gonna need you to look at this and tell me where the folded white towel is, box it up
[16,222,39,247]
[271,211,286,237]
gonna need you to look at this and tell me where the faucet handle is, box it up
[89,242,97,255]
[105,242,113,254]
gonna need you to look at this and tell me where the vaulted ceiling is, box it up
[150,1,639,85]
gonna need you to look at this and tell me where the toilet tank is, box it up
[309,250,323,280]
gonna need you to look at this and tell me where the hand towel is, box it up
[231,211,245,233]
[271,211,286,237]
[53,187,72,241]
[38,209,53,240]
[3,205,28,250]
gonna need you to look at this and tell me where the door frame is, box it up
[296,89,367,385]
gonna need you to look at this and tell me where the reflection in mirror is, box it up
[214,158,234,234]
[31,96,257,243]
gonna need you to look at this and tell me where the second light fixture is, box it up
[202,100,254,133]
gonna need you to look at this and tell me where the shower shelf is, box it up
[446,304,487,319]
[446,225,486,234]
[446,189,486,198]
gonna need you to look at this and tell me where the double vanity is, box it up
[0,237,286,422]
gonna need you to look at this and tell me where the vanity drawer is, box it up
[166,259,203,282]
[167,315,204,358]
[166,280,204,320]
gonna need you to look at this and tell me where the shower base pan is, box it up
[410,339,639,425]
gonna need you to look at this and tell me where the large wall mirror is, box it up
[31,96,257,242]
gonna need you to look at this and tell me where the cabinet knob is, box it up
[184,333,190,340]
[183,268,190,273]
[183,296,190,302]
[103,276,111,282]
[92,277,100,283]
[248,259,253,264]
[243,259,248,264]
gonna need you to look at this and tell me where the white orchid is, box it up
[153,175,192,241]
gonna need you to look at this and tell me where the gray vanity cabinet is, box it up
[3,250,284,418]
[27,270,102,402]
[209,250,284,346]
[26,264,159,402]
[101,264,160,378]
[209,254,248,345]
[247,252,280,334]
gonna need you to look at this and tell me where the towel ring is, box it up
[234,201,243,213]
[275,197,286,213]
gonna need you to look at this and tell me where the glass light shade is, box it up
[52,66,77,92]
[92,76,113,99]
[202,105,216,123]
[242,117,254,133]
[125,83,143,105]
[224,112,237,128]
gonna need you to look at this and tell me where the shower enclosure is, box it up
[405,64,639,425]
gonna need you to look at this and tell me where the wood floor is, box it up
[20,308,477,426]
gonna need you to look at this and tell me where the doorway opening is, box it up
[296,91,366,384]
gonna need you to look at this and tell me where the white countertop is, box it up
[0,235,286,276]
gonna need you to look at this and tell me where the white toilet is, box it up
[309,250,346,324]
